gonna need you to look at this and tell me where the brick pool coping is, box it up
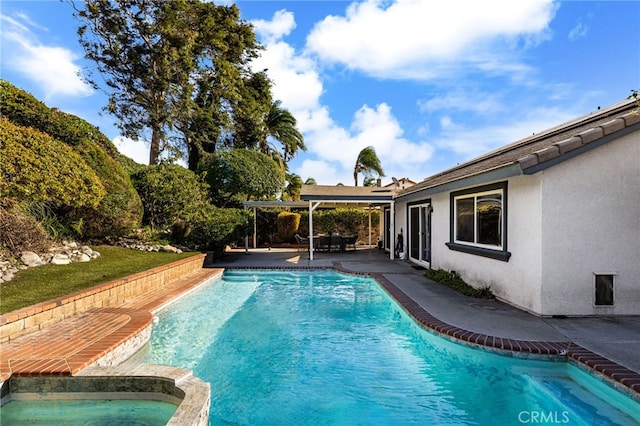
[221,263,640,399]
[0,254,223,382]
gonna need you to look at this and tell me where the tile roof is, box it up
[397,99,639,198]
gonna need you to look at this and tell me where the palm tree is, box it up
[304,177,317,185]
[264,100,306,166]
[353,146,385,186]
[284,173,303,201]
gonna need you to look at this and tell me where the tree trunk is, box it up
[149,126,161,165]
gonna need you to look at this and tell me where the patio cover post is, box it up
[368,206,372,248]
[244,205,249,254]
[308,201,314,260]
[390,201,395,260]
[253,207,257,250]
[308,201,322,260]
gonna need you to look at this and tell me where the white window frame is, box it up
[453,188,504,250]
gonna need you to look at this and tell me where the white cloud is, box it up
[568,21,588,41]
[419,89,505,115]
[251,9,296,43]
[306,0,557,80]
[250,40,322,113]
[252,9,436,185]
[0,12,92,99]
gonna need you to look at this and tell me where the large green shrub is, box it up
[199,149,285,207]
[277,211,300,242]
[132,164,210,231]
[0,117,105,208]
[185,205,252,256]
[0,80,143,238]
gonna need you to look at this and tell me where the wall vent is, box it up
[594,274,614,306]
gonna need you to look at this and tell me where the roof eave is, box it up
[394,163,523,202]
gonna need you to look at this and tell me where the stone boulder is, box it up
[50,254,71,265]
[21,251,44,267]
[160,245,182,254]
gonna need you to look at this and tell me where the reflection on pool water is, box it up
[149,269,640,425]
[1,399,177,425]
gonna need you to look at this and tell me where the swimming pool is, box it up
[148,269,639,425]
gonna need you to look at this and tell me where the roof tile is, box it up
[517,154,539,170]
[599,118,626,135]
[534,145,560,163]
[555,136,583,154]
[622,111,640,126]
[577,127,604,144]
[396,99,637,197]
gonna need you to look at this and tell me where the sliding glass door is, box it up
[409,203,431,265]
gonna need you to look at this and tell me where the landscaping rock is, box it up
[50,254,71,265]
[74,253,92,262]
[1,236,182,285]
[160,245,182,253]
[21,251,44,267]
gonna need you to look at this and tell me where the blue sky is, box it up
[1,1,638,185]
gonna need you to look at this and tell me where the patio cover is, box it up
[243,185,396,260]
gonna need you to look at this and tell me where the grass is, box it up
[0,245,200,314]
[424,268,495,299]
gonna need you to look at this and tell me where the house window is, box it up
[594,274,614,306]
[447,182,511,261]
[455,192,503,247]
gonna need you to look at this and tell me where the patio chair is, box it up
[316,235,331,252]
[343,235,357,251]
[294,234,309,252]
[330,234,343,252]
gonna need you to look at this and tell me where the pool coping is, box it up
[221,264,640,401]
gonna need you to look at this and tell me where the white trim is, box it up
[453,188,504,250]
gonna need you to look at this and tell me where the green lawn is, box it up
[0,245,200,314]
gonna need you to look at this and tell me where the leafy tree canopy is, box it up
[199,149,285,207]
[73,0,268,167]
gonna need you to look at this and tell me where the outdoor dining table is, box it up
[312,235,356,253]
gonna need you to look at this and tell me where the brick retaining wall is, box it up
[0,253,207,343]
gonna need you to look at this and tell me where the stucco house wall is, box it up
[419,176,544,314]
[539,130,640,315]
[390,100,638,316]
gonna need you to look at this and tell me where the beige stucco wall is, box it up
[395,126,639,316]
[539,130,640,315]
[424,176,544,314]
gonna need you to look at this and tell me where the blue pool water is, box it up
[149,269,640,425]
